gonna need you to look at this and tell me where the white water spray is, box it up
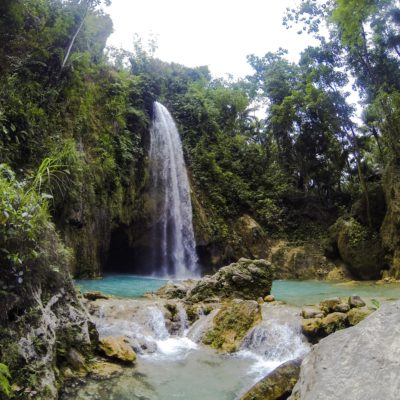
[149,101,198,278]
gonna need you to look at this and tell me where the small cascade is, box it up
[146,306,170,340]
[149,101,198,278]
[176,303,189,336]
[239,304,310,380]
[187,309,220,343]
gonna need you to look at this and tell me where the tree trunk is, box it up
[349,125,373,230]
[61,0,90,69]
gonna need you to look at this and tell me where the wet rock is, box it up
[241,358,302,400]
[333,303,350,313]
[202,300,261,352]
[320,312,347,335]
[264,295,275,302]
[89,359,123,379]
[347,307,373,326]
[82,291,110,301]
[156,281,195,299]
[289,301,400,400]
[185,258,273,303]
[301,307,323,319]
[348,295,366,308]
[302,312,348,340]
[66,348,87,372]
[98,336,136,363]
[319,297,341,314]
[302,318,322,338]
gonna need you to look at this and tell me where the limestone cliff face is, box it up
[1,251,97,400]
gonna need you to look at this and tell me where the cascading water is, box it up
[149,101,198,278]
[64,299,311,400]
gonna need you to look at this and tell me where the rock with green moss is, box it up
[302,312,348,340]
[301,318,323,340]
[270,242,349,280]
[329,217,384,279]
[156,280,195,299]
[186,258,273,303]
[98,336,136,363]
[319,298,341,314]
[347,307,373,326]
[320,312,347,335]
[202,300,261,352]
[240,358,302,400]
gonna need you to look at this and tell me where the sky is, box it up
[105,0,317,79]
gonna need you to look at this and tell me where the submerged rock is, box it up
[186,258,273,303]
[89,359,124,379]
[202,300,261,352]
[98,336,136,363]
[241,358,302,400]
[290,301,400,400]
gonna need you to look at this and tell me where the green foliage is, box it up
[0,363,12,399]
[371,298,381,309]
[346,218,369,247]
[0,164,70,292]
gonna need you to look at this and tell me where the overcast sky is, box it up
[106,0,317,79]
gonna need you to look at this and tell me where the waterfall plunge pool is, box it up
[75,275,400,305]
[68,277,400,400]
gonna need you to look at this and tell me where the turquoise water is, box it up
[75,275,167,298]
[272,280,400,305]
[75,275,400,305]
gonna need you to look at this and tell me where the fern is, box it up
[0,363,12,398]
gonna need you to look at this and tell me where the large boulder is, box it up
[270,242,349,280]
[241,358,302,400]
[329,217,384,279]
[290,301,400,400]
[185,258,273,303]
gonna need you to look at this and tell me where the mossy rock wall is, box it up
[381,163,400,279]
[329,217,384,280]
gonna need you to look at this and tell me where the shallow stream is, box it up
[67,276,400,399]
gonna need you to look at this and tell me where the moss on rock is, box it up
[329,217,384,279]
[186,258,273,303]
[202,300,261,352]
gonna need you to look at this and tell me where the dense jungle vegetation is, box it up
[1,0,400,276]
[1,0,400,277]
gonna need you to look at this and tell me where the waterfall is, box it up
[149,101,198,278]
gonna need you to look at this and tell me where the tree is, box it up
[61,0,111,69]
